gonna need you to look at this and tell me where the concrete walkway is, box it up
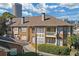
[38,51,58,56]
[70,48,77,56]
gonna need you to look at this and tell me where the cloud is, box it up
[35,3,48,13]
[48,5,58,9]
[54,9,65,13]
[22,3,49,14]
[57,14,79,21]
[0,3,12,9]
[57,15,69,19]
[0,3,12,15]
[59,3,79,9]
[22,11,32,16]
[0,9,8,14]
[22,3,39,13]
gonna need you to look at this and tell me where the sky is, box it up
[0,3,79,21]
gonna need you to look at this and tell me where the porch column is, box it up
[28,27,34,43]
[56,26,60,46]
[55,27,57,45]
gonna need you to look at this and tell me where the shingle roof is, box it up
[11,16,73,27]
[0,36,15,42]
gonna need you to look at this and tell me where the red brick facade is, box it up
[9,43,24,54]
[0,50,7,56]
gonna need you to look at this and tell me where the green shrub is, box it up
[38,44,70,55]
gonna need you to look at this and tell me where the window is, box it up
[46,38,55,44]
[22,27,26,32]
[37,27,45,33]
[19,27,22,32]
[32,28,35,33]
[33,27,45,33]
[19,27,27,32]
[47,27,56,32]
[13,28,18,34]
[47,27,51,32]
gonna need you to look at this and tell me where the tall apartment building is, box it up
[12,3,22,17]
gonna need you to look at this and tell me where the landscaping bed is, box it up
[38,44,70,55]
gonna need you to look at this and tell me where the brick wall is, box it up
[9,43,24,54]
[0,50,7,56]
[0,41,24,56]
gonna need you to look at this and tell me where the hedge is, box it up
[38,44,70,55]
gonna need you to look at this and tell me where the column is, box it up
[56,26,60,46]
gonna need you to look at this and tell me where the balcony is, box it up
[46,32,56,37]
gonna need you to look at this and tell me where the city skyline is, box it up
[0,3,79,20]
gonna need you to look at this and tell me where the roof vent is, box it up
[21,17,25,24]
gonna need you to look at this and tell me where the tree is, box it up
[0,12,15,36]
[67,35,79,49]
[0,16,6,35]
[2,12,15,18]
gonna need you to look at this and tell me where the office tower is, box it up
[12,3,22,17]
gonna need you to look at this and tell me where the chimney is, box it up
[42,13,45,21]
[21,17,25,24]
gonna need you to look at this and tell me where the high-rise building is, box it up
[12,3,22,17]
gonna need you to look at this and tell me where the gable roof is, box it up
[11,16,73,27]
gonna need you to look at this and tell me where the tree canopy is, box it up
[67,35,79,49]
[0,12,15,36]
[2,12,15,18]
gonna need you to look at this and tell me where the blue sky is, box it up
[0,3,79,20]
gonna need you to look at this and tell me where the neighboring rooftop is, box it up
[0,36,15,42]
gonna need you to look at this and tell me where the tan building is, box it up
[10,13,73,46]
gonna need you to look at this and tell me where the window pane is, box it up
[22,28,26,32]
[46,38,55,44]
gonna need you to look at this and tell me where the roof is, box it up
[11,16,73,27]
[0,36,15,42]
[0,36,22,45]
